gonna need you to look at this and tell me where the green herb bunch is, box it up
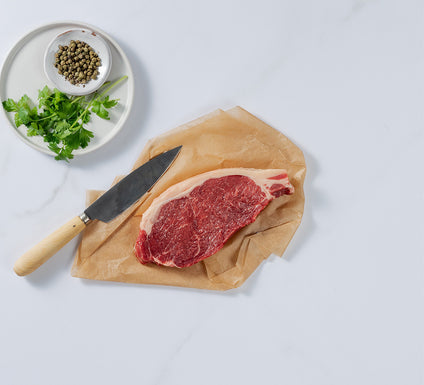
[2,75,127,161]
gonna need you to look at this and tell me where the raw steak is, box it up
[134,168,294,268]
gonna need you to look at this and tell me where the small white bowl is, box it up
[44,28,112,95]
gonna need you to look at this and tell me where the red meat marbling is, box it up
[134,168,294,268]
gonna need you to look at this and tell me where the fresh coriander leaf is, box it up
[17,95,30,109]
[79,128,94,148]
[60,100,77,117]
[2,98,18,112]
[27,122,39,136]
[91,100,110,120]
[57,146,74,161]
[53,88,69,109]
[14,113,23,127]
[103,99,118,108]
[55,120,71,133]
[48,142,60,154]
[38,86,51,107]
[99,104,110,119]
[49,142,73,162]
[91,100,100,114]
[17,107,31,125]
[55,150,71,162]
[102,96,118,109]
[64,130,83,150]
[58,130,71,139]
[45,133,59,144]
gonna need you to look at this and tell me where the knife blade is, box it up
[85,145,182,223]
[13,145,182,276]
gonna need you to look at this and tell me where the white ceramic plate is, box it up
[0,21,134,157]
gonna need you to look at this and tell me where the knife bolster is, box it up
[79,212,91,225]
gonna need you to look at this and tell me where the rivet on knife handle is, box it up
[13,215,88,276]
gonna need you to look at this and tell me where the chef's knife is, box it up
[13,146,182,276]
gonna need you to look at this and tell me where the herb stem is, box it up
[35,113,57,122]
[97,76,128,99]
[68,76,127,132]
[70,96,86,105]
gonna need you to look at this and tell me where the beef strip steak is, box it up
[134,168,294,268]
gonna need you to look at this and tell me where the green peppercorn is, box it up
[55,40,102,85]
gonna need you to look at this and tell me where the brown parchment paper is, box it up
[71,107,306,290]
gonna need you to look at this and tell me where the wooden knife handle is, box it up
[13,216,87,276]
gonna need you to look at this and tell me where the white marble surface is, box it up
[0,1,423,384]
